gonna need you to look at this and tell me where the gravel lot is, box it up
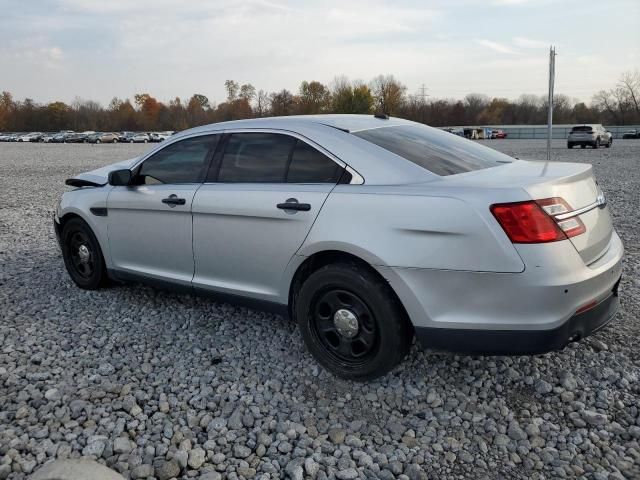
[1,140,639,480]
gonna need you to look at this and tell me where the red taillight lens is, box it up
[490,201,567,243]
[491,197,586,243]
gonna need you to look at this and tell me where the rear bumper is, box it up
[415,279,620,355]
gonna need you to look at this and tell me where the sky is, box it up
[0,0,638,106]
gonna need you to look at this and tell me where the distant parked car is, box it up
[41,134,56,143]
[64,133,88,143]
[491,129,508,139]
[622,129,640,139]
[129,133,150,143]
[0,133,11,142]
[17,132,42,142]
[567,125,612,149]
[87,132,119,144]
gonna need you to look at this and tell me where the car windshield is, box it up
[571,126,593,132]
[352,124,513,176]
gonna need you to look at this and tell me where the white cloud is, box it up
[513,36,549,49]
[475,39,520,55]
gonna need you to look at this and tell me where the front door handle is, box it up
[162,194,186,207]
[277,198,311,212]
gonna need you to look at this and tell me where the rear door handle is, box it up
[277,199,311,211]
[162,194,186,207]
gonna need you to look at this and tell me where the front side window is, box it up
[138,135,218,184]
[353,124,513,176]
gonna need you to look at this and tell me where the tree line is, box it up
[1,71,638,133]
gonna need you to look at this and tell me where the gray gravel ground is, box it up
[1,140,639,480]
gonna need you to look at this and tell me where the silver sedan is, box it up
[55,115,623,380]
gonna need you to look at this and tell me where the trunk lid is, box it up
[449,160,613,265]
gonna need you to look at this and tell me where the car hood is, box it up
[71,156,140,186]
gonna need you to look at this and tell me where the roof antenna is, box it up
[374,113,389,120]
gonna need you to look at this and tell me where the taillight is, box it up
[490,197,585,244]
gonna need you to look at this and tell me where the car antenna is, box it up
[374,113,389,120]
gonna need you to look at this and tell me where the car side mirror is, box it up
[108,169,132,186]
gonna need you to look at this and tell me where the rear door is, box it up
[192,131,346,301]
[107,134,219,284]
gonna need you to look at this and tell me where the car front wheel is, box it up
[593,138,600,149]
[61,217,108,290]
[606,138,612,148]
[295,262,413,381]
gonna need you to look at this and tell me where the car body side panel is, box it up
[192,183,334,302]
[56,187,113,268]
[298,185,526,273]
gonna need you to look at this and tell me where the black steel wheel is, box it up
[296,262,413,381]
[311,289,379,367]
[61,217,108,289]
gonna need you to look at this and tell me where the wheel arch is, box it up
[287,249,413,334]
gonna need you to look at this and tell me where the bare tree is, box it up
[370,74,406,114]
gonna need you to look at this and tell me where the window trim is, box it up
[203,128,363,185]
[131,132,221,185]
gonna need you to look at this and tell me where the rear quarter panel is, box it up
[298,185,525,273]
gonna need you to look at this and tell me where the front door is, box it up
[107,134,219,285]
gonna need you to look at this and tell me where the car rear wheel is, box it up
[96,139,101,144]
[61,218,108,290]
[295,262,413,381]
[567,143,573,149]
[580,144,586,149]
[593,138,600,149]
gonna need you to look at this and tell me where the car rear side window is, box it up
[217,133,295,183]
[287,140,342,183]
[138,135,218,184]
[352,124,512,176]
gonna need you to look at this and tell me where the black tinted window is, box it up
[218,133,295,183]
[571,126,593,132]
[353,124,512,176]
[287,140,342,183]
[138,135,217,184]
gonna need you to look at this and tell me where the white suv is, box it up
[568,124,612,149]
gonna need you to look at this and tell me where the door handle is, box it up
[277,199,311,212]
[162,194,186,207]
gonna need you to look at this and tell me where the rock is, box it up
[304,457,320,478]
[233,444,251,459]
[534,379,553,395]
[336,468,359,480]
[228,409,244,430]
[328,428,346,444]
[131,464,154,479]
[156,460,180,480]
[285,459,304,480]
[188,448,206,469]
[173,450,188,469]
[44,388,62,402]
[581,409,608,426]
[113,437,133,454]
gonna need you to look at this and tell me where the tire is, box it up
[96,139,101,144]
[581,144,586,149]
[593,138,600,149]
[144,139,148,143]
[61,217,108,290]
[606,138,612,148]
[295,262,413,381]
[567,143,573,149]
[129,140,134,143]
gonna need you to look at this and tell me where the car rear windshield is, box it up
[571,126,593,132]
[352,124,513,176]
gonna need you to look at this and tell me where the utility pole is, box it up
[547,46,556,162]
[418,84,429,102]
